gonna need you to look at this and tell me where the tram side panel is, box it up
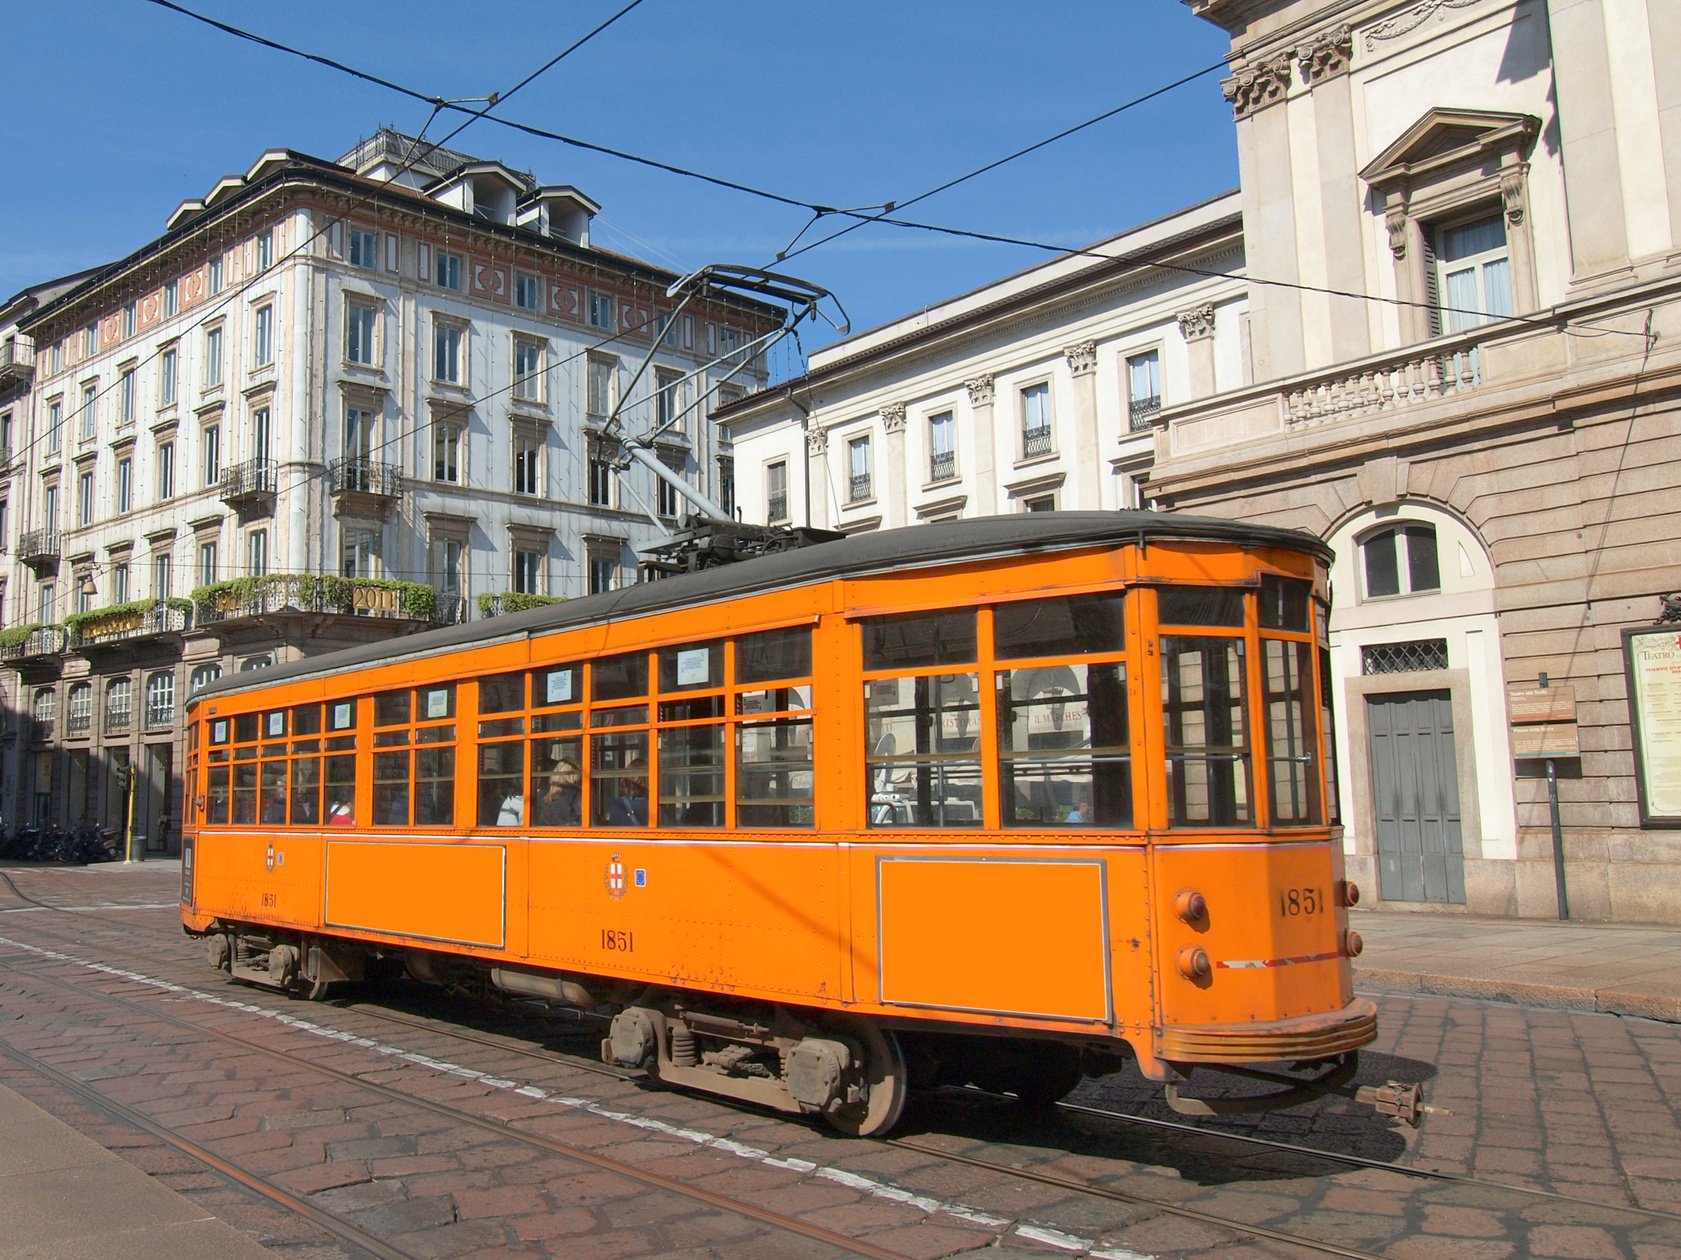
[192,830,326,935]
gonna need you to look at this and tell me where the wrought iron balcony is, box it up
[1022,425,1053,458]
[848,473,874,503]
[328,457,402,499]
[1128,394,1162,431]
[929,450,956,482]
[767,491,789,523]
[105,707,132,737]
[66,710,92,737]
[195,576,451,627]
[66,601,193,652]
[220,456,277,505]
[17,529,58,569]
[0,338,34,390]
[0,626,68,665]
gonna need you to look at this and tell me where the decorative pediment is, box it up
[1360,108,1540,192]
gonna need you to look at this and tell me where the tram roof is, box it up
[192,511,1329,704]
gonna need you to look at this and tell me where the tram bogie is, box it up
[182,513,1416,1135]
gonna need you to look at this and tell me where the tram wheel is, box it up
[824,1021,909,1138]
[1011,1044,1085,1108]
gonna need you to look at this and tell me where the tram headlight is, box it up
[1176,946,1211,980]
[1174,889,1208,924]
[1344,930,1364,958]
[1341,880,1360,907]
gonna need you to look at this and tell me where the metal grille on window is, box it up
[1361,638,1448,675]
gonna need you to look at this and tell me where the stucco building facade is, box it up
[721,0,1681,923]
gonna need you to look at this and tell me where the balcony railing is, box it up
[767,491,789,523]
[193,575,451,626]
[145,699,175,730]
[220,456,277,504]
[849,473,874,503]
[17,528,58,566]
[0,338,35,388]
[105,707,132,737]
[66,711,92,737]
[0,626,67,664]
[1128,394,1162,431]
[1283,331,1485,428]
[929,450,956,482]
[66,600,193,651]
[1022,425,1053,458]
[327,457,402,499]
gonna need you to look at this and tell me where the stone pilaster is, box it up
[1063,342,1101,508]
[881,404,906,528]
[1177,305,1218,399]
[966,374,998,514]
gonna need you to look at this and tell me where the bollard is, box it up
[127,830,147,864]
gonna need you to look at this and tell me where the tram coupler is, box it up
[1350,1080,1452,1126]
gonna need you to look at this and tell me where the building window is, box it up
[657,457,682,518]
[717,456,735,516]
[436,250,462,291]
[208,255,223,295]
[847,435,873,503]
[112,561,129,603]
[655,368,684,434]
[513,337,544,402]
[152,553,171,597]
[513,546,543,594]
[75,576,95,615]
[928,411,956,482]
[202,425,220,487]
[252,406,272,461]
[198,539,218,586]
[67,683,92,734]
[766,460,789,524]
[432,537,464,604]
[1022,493,1057,513]
[33,687,57,730]
[432,421,460,483]
[344,405,372,463]
[1127,350,1161,430]
[106,679,132,732]
[586,354,615,420]
[514,273,541,310]
[83,322,97,358]
[204,325,223,388]
[38,582,55,626]
[47,400,62,453]
[77,470,94,526]
[587,443,613,507]
[348,228,378,269]
[588,291,614,330]
[119,368,135,427]
[157,441,175,501]
[1021,381,1052,457]
[513,429,542,496]
[588,546,618,595]
[145,671,175,729]
[164,280,179,317]
[253,304,274,367]
[433,320,463,384]
[160,347,177,406]
[80,383,97,440]
[342,526,379,578]
[1361,523,1441,599]
[1436,213,1514,333]
[123,302,137,338]
[346,300,377,366]
[190,664,222,694]
[43,485,58,536]
[256,230,274,270]
[247,529,268,577]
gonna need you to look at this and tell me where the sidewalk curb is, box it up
[1358,970,1681,1023]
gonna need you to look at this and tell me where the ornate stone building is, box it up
[721,0,1681,923]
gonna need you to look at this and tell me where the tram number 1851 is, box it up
[1278,888,1323,918]
[601,928,635,952]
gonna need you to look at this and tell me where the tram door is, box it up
[1367,690,1465,903]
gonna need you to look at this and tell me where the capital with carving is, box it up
[805,425,828,455]
[1297,25,1352,85]
[881,402,907,433]
[1221,53,1291,118]
[1499,166,1528,225]
[965,374,995,407]
[1063,341,1098,376]
[1176,304,1216,342]
[1385,203,1409,259]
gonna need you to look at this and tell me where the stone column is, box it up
[1063,341,1100,509]
[966,375,998,515]
[881,403,906,529]
[1177,305,1218,399]
[804,424,829,529]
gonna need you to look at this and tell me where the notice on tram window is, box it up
[546,671,572,704]
[1625,627,1681,827]
[333,701,353,730]
[676,648,710,687]
[425,688,448,719]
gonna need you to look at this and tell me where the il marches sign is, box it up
[1624,627,1681,827]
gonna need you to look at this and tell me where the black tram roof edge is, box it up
[189,511,1330,709]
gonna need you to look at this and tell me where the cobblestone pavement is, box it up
[3,860,1679,1259]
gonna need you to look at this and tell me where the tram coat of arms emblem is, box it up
[605,854,627,900]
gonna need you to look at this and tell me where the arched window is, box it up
[190,663,222,694]
[239,654,272,673]
[66,683,92,735]
[106,678,133,733]
[32,686,57,726]
[1360,523,1440,600]
[145,671,176,728]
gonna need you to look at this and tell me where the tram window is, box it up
[416,748,454,825]
[292,704,321,736]
[593,652,648,702]
[1259,576,1311,632]
[232,762,258,824]
[863,609,976,670]
[1157,587,1245,628]
[660,641,722,692]
[1318,605,1340,826]
[659,724,724,826]
[324,754,357,826]
[375,690,411,727]
[207,765,230,825]
[737,685,811,715]
[591,705,648,728]
[1161,636,1252,826]
[479,743,524,826]
[260,762,287,824]
[661,695,724,722]
[234,713,259,743]
[737,626,811,683]
[212,719,228,745]
[865,672,983,827]
[994,593,1126,659]
[998,663,1132,828]
[537,665,579,707]
[533,710,582,733]
[592,733,648,827]
[738,718,814,826]
[290,757,320,825]
[531,737,582,825]
[481,672,525,715]
[1264,639,1322,825]
[374,752,409,825]
[480,717,525,739]
[419,685,455,721]
[329,701,355,731]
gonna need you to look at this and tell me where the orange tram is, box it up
[182,511,1409,1137]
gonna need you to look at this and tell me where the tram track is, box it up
[8,874,1681,1259]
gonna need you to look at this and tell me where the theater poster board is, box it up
[1623,626,1681,828]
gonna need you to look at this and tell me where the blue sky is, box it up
[1,2,1237,364]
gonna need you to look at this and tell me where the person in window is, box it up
[1064,800,1090,824]
[607,759,648,827]
[536,760,581,826]
[496,788,524,827]
[327,799,354,826]
[261,787,287,825]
